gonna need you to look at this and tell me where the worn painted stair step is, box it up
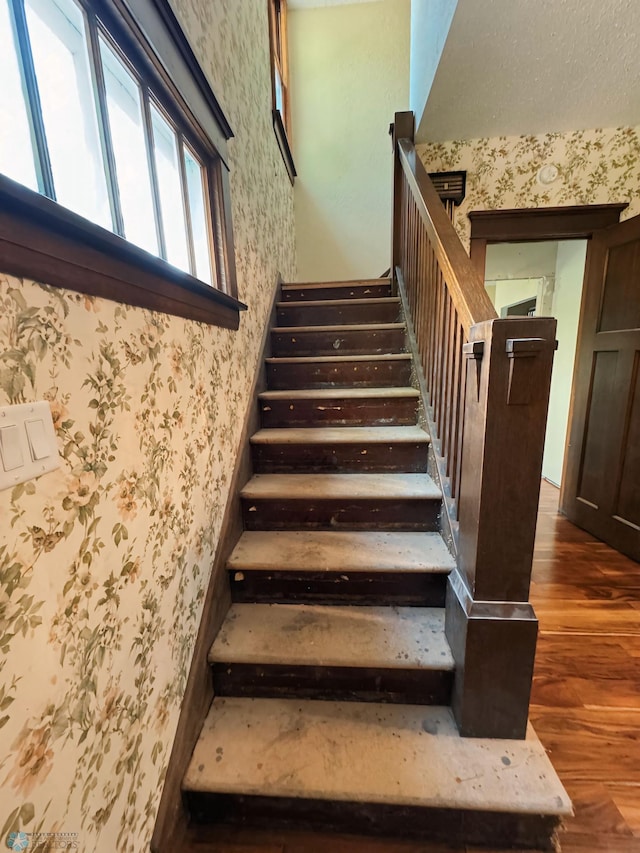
[209,603,453,704]
[240,473,442,533]
[228,530,453,605]
[250,425,429,474]
[280,278,392,302]
[259,386,420,427]
[183,697,571,848]
[271,322,406,357]
[266,353,412,390]
[276,297,401,327]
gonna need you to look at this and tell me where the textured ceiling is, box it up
[417,0,640,143]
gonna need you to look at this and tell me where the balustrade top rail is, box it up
[397,139,496,336]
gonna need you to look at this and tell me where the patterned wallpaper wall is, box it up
[0,2,295,851]
[417,125,640,247]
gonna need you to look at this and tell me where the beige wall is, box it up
[289,0,410,281]
[543,240,588,486]
[417,125,640,249]
[0,1,295,850]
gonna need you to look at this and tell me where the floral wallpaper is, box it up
[0,1,295,852]
[417,125,640,247]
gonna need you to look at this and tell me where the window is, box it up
[268,0,295,183]
[0,0,243,328]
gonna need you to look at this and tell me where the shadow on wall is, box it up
[294,183,365,281]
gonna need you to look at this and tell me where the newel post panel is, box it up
[391,111,414,278]
[445,316,556,738]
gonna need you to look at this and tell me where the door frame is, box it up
[468,203,628,496]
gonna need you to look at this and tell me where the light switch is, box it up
[25,418,50,460]
[0,400,60,491]
[0,425,24,471]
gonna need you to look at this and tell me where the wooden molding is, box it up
[149,274,282,853]
[0,176,246,329]
[468,203,628,242]
[273,109,296,184]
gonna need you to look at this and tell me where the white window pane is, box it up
[25,0,111,227]
[150,102,189,271]
[99,36,158,255]
[0,0,38,189]
[183,147,213,285]
[274,65,284,116]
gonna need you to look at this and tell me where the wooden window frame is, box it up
[0,0,245,329]
[268,0,296,184]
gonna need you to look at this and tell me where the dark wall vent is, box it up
[428,171,466,205]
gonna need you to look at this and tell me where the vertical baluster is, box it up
[425,243,437,402]
[433,265,446,430]
[452,324,467,501]
[444,309,459,470]
[417,224,428,371]
[424,240,433,396]
[442,295,455,464]
[428,252,439,398]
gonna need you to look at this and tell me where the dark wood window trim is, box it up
[1,0,243,328]
[0,175,246,330]
[468,204,628,276]
[268,0,296,184]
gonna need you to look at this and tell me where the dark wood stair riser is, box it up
[228,570,447,606]
[211,664,453,705]
[241,497,440,531]
[260,395,419,427]
[277,300,401,327]
[281,282,392,301]
[185,793,560,850]
[251,441,429,474]
[267,359,412,390]
[271,327,406,357]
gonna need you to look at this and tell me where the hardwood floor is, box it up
[182,481,640,852]
[528,481,640,852]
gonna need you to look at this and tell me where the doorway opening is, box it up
[483,239,587,487]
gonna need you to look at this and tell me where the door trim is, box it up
[468,204,628,276]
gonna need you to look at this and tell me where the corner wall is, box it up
[0,1,295,850]
[410,0,457,140]
[289,0,410,281]
[417,125,640,248]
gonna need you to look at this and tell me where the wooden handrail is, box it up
[397,140,496,335]
[391,111,557,739]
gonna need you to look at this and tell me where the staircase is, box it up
[180,278,570,849]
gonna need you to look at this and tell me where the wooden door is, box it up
[561,215,640,561]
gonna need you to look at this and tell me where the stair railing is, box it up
[391,112,557,739]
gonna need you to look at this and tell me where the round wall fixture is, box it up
[537,164,559,185]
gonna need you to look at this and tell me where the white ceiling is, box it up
[484,242,559,283]
[288,0,381,9]
[417,0,640,143]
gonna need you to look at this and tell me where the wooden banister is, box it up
[397,140,496,336]
[391,111,556,739]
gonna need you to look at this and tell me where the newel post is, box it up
[391,111,414,279]
[445,317,557,738]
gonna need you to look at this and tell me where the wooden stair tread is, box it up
[282,279,391,289]
[209,604,454,671]
[259,387,419,400]
[240,473,441,501]
[277,297,400,309]
[183,697,572,817]
[227,531,454,574]
[271,322,405,333]
[266,353,411,365]
[250,426,428,445]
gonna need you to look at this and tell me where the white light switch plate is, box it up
[0,401,61,491]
